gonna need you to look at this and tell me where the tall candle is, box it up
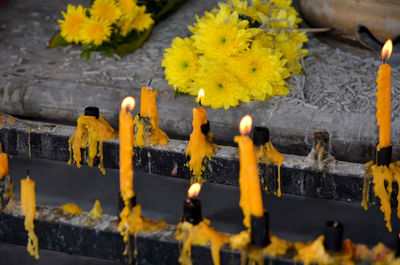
[376,39,393,149]
[119,97,135,203]
[234,115,263,228]
[21,173,39,259]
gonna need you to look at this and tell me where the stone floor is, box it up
[0,0,399,163]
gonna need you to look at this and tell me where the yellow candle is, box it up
[120,97,135,202]
[137,86,168,146]
[376,39,393,149]
[186,89,216,178]
[234,115,264,228]
[0,152,8,179]
[20,175,39,259]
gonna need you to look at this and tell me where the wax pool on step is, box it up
[234,115,264,228]
[20,174,39,259]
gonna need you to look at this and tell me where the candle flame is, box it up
[196,89,205,103]
[382,39,393,61]
[239,115,252,135]
[121,96,135,111]
[188,183,201,198]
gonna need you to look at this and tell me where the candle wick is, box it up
[199,100,202,107]
[148,79,152,87]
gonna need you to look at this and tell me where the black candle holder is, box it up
[182,197,202,225]
[253,127,269,146]
[84,106,99,119]
[118,195,137,218]
[376,145,392,167]
[201,121,210,136]
[251,210,270,248]
[323,220,343,252]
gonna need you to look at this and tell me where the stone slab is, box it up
[0,0,399,166]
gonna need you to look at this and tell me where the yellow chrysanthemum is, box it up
[275,31,308,74]
[90,0,122,24]
[162,37,199,94]
[191,8,261,59]
[252,0,272,16]
[118,0,139,20]
[80,17,112,46]
[58,4,87,44]
[194,59,249,109]
[130,5,154,31]
[227,0,261,23]
[228,40,289,100]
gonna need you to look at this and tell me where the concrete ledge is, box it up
[0,117,376,204]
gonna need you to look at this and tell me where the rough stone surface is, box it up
[0,0,399,165]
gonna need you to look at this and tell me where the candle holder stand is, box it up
[84,106,100,119]
[253,127,269,146]
[251,210,270,248]
[182,198,202,225]
[323,220,344,253]
[376,145,392,167]
[200,121,210,136]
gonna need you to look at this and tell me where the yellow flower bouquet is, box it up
[162,0,308,109]
[49,0,186,58]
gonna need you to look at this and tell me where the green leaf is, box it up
[115,28,152,57]
[174,89,183,98]
[47,32,70,48]
[154,0,187,22]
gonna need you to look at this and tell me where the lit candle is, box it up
[20,170,39,259]
[182,183,202,225]
[186,89,216,179]
[136,86,168,147]
[119,97,135,203]
[234,115,264,228]
[376,40,393,149]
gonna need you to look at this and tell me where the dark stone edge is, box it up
[0,212,296,265]
[0,126,380,205]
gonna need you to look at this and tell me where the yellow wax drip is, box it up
[134,115,146,147]
[0,112,16,128]
[294,236,333,265]
[68,114,117,174]
[186,107,217,180]
[255,141,285,197]
[21,178,39,259]
[118,204,166,259]
[229,230,290,265]
[361,160,400,231]
[175,219,229,265]
[136,87,168,147]
[361,161,375,210]
[371,164,394,232]
[89,200,103,219]
[60,203,83,215]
